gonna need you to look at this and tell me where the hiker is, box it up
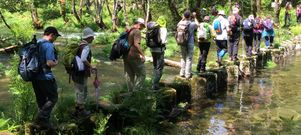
[147,16,167,90]
[262,16,275,48]
[242,15,255,57]
[228,7,242,61]
[123,18,146,91]
[176,10,197,79]
[32,26,60,129]
[212,10,230,66]
[284,1,292,27]
[253,16,264,53]
[195,16,215,72]
[72,27,96,117]
[297,4,301,23]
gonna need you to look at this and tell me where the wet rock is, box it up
[226,65,239,83]
[207,68,227,92]
[190,76,207,115]
[197,72,217,97]
[239,59,251,77]
[157,87,177,112]
[166,76,191,103]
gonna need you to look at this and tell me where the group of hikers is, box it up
[27,3,301,130]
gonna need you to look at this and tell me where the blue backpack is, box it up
[213,20,222,34]
[109,29,133,61]
[18,35,44,82]
[243,19,253,31]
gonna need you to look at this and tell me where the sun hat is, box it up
[218,10,226,16]
[83,27,96,39]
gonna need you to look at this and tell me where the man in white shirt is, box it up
[212,10,230,66]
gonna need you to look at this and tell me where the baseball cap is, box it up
[135,18,145,27]
[44,26,61,37]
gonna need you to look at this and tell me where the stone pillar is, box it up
[190,76,207,115]
[197,72,217,97]
[226,65,239,83]
[208,68,228,92]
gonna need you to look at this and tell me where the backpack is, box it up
[213,19,222,34]
[109,29,133,60]
[62,43,87,74]
[18,35,43,82]
[197,23,211,41]
[146,23,162,48]
[264,19,273,31]
[297,8,301,16]
[175,21,190,45]
[243,19,253,31]
[254,18,263,29]
[229,15,240,32]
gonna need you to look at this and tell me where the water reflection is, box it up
[207,117,228,135]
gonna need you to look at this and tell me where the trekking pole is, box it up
[93,68,100,110]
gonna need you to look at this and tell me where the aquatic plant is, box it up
[265,60,277,69]
[279,115,298,133]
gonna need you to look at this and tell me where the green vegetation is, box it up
[265,60,277,69]
[5,54,37,124]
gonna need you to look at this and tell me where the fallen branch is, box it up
[145,56,181,68]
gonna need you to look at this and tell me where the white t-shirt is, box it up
[213,16,230,40]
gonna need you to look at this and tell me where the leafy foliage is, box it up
[5,54,36,124]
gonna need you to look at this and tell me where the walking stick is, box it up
[93,68,100,110]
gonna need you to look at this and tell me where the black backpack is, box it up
[18,35,44,82]
[109,29,133,61]
[146,24,162,48]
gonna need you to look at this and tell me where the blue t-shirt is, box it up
[188,22,197,44]
[35,39,57,80]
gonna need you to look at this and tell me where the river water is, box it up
[171,52,301,135]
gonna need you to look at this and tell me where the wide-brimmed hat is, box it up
[83,27,96,39]
[218,10,226,16]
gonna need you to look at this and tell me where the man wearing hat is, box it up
[32,26,61,129]
[212,10,230,66]
[123,18,146,91]
[72,27,96,117]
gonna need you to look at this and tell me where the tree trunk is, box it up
[145,0,150,23]
[72,0,84,27]
[86,0,92,14]
[112,0,118,32]
[274,0,282,23]
[94,0,107,29]
[59,0,68,23]
[30,3,43,29]
[105,0,112,18]
[256,0,261,14]
[167,0,181,22]
[145,57,181,68]
[124,0,128,26]
[0,10,14,34]
[251,0,257,17]
[79,0,85,18]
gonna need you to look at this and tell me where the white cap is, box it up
[218,10,226,16]
[83,27,96,39]
[135,18,145,26]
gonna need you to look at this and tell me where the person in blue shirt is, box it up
[32,26,60,129]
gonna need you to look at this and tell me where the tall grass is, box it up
[5,54,37,124]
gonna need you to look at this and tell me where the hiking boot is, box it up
[32,119,53,130]
[72,108,91,117]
